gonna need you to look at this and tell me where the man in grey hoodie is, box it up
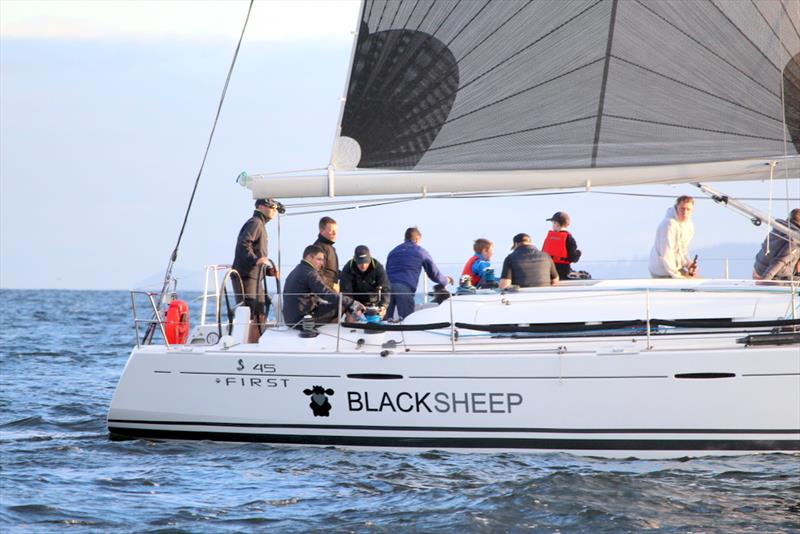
[649,196,697,278]
[753,208,800,281]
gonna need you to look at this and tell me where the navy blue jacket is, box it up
[386,240,448,290]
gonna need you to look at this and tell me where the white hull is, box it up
[109,280,800,459]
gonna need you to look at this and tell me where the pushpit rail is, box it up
[130,290,169,348]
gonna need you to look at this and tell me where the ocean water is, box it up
[1,289,798,533]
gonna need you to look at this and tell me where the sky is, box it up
[1,0,798,290]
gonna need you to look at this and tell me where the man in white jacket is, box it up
[649,195,698,278]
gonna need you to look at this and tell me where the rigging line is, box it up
[591,0,619,168]
[273,188,800,218]
[168,0,253,263]
[751,0,797,60]
[602,114,790,143]
[779,7,789,232]
[611,55,787,124]
[634,0,781,98]
[281,190,799,213]
[145,0,253,343]
[282,197,420,217]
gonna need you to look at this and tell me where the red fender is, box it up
[165,300,190,344]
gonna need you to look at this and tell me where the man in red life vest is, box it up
[461,238,494,286]
[542,211,582,280]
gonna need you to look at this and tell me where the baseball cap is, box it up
[511,233,531,249]
[255,197,278,209]
[354,245,371,265]
[546,211,570,226]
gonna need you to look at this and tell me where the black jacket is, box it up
[500,245,558,287]
[340,259,391,308]
[283,260,353,325]
[232,211,269,280]
[313,234,339,288]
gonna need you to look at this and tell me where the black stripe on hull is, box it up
[108,427,800,452]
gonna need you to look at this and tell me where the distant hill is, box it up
[582,242,758,280]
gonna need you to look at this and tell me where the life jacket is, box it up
[542,230,570,264]
[462,255,481,285]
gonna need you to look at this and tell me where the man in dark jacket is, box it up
[232,198,280,342]
[283,245,364,327]
[753,208,800,281]
[340,245,391,318]
[312,216,340,291]
[499,233,558,288]
[385,227,452,320]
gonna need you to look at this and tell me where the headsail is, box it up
[248,0,800,198]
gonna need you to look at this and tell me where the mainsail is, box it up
[248,0,800,198]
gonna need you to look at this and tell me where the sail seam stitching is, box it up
[612,55,787,124]
[751,0,797,58]
[603,114,791,143]
[709,0,783,72]
[636,0,780,98]
[591,0,619,167]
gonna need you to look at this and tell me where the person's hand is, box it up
[446,276,455,285]
[349,301,366,317]
[256,257,269,266]
[378,306,387,319]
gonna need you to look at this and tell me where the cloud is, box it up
[0,0,360,43]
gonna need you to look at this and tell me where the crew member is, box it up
[385,227,453,320]
[649,195,698,278]
[542,211,581,280]
[462,238,494,286]
[232,197,281,343]
[753,208,800,281]
[312,216,340,291]
[340,245,391,317]
[498,233,558,288]
[283,245,364,327]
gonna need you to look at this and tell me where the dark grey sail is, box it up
[339,0,800,171]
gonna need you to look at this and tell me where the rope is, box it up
[145,0,254,343]
[275,189,800,218]
[162,1,253,286]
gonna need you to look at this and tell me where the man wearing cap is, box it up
[312,216,340,291]
[340,245,391,317]
[283,245,365,327]
[542,211,582,280]
[499,233,558,289]
[232,198,281,343]
[385,227,453,320]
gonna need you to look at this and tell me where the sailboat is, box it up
[108,0,800,458]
